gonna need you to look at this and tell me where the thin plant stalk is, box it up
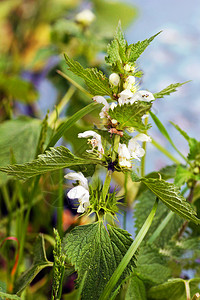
[99,198,159,300]
[57,169,63,238]
[151,138,181,164]
[123,172,128,230]
[48,86,76,127]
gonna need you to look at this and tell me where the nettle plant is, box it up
[1,23,200,300]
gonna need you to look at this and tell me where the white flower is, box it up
[109,73,120,86]
[118,133,152,167]
[93,96,117,119]
[118,143,132,168]
[118,89,134,105]
[65,172,90,213]
[131,90,155,102]
[75,9,95,26]
[123,76,136,91]
[128,134,151,161]
[78,130,104,156]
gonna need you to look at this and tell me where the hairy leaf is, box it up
[125,276,147,300]
[153,81,189,99]
[0,146,98,180]
[109,102,152,131]
[128,31,161,63]
[14,235,52,294]
[105,21,127,65]
[64,54,112,96]
[0,291,21,300]
[141,178,200,224]
[63,222,136,300]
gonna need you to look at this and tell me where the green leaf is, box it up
[141,178,200,224]
[174,165,193,187]
[0,117,42,186]
[0,75,38,103]
[105,21,127,65]
[62,222,136,300]
[170,122,200,161]
[153,81,189,99]
[64,54,112,96]
[128,31,161,63]
[148,278,200,300]
[47,102,101,149]
[134,190,182,247]
[135,264,170,285]
[0,291,21,300]
[109,102,152,131]
[125,276,147,300]
[0,146,98,180]
[14,234,52,294]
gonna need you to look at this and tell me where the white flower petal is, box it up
[75,9,95,26]
[134,90,155,102]
[67,186,89,200]
[78,130,99,139]
[110,102,117,110]
[64,172,88,190]
[134,133,152,142]
[93,96,109,107]
[77,204,85,213]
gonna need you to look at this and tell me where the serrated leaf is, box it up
[153,81,189,99]
[64,54,112,96]
[105,21,127,65]
[14,235,52,294]
[174,165,193,187]
[128,31,161,63]
[125,276,147,300]
[109,102,152,131]
[0,291,21,300]
[0,146,98,180]
[135,264,171,285]
[62,222,136,300]
[141,178,200,224]
[134,190,182,247]
[170,122,200,161]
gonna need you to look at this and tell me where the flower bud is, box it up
[109,73,120,87]
[123,75,136,90]
[75,9,95,27]
[124,64,135,72]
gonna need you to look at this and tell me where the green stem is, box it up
[112,134,120,162]
[123,173,128,230]
[48,86,76,127]
[185,280,191,300]
[57,70,92,98]
[99,198,159,300]
[151,138,181,164]
[57,169,63,238]
[141,115,149,177]
[102,171,112,202]
[148,210,174,244]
